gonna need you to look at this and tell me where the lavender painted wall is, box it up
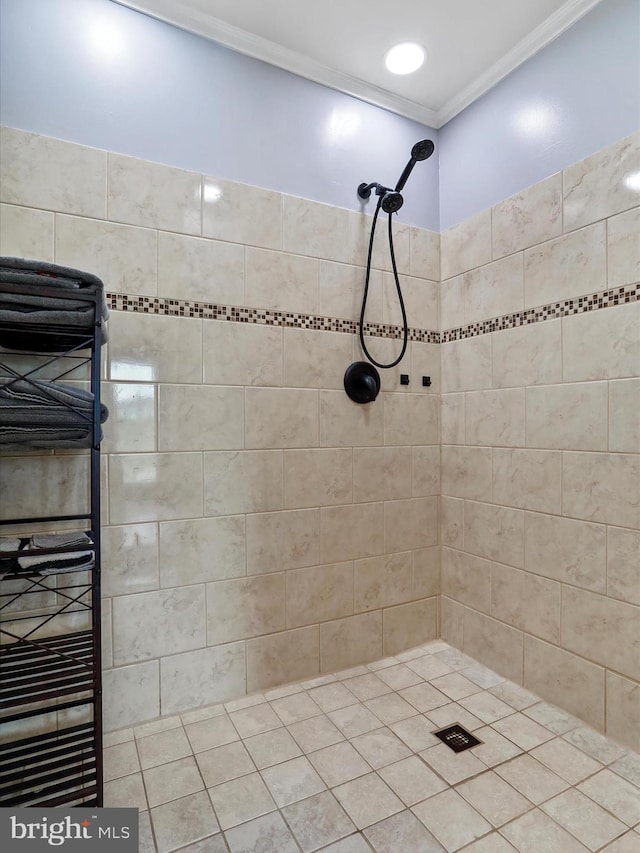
[439,0,640,229]
[0,0,439,230]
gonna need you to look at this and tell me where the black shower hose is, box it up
[358,196,408,369]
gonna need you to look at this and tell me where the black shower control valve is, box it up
[400,374,409,385]
[422,376,432,387]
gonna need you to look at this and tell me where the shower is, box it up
[344,138,435,403]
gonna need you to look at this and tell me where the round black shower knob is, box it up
[344,361,381,404]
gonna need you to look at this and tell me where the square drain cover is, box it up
[433,723,482,752]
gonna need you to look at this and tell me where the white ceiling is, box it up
[117,0,604,127]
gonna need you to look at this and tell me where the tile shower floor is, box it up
[103,641,640,853]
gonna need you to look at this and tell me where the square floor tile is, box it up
[143,755,204,807]
[308,741,371,788]
[459,692,514,724]
[138,812,155,853]
[261,755,326,806]
[186,715,239,753]
[151,791,220,853]
[302,674,337,689]
[307,682,360,713]
[488,682,538,711]
[610,752,640,787]
[333,773,403,830]
[406,656,454,681]
[390,715,441,752]
[578,769,640,826]
[501,808,591,853]
[229,703,281,738]
[243,726,302,769]
[459,664,505,689]
[603,833,640,853]
[342,673,392,701]
[264,682,303,701]
[493,713,554,751]
[282,790,356,852]
[181,703,225,726]
[225,694,266,713]
[419,743,486,785]
[288,714,345,753]
[351,728,412,770]
[471,726,522,767]
[329,704,383,738]
[320,834,373,852]
[430,672,482,701]
[271,692,323,724]
[456,770,532,827]
[399,683,449,713]
[137,726,192,770]
[172,837,228,853]
[367,657,400,672]
[208,772,276,830]
[196,740,256,787]
[134,716,183,739]
[412,788,491,851]
[378,756,447,806]
[364,694,418,725]
[433,649,475,671]
[426,703,483,733]
[541,788,627,851]
[462,834,517,852]
[530,738,602,785]
[224,811,299,853]
[104,741,140,781]
[523,701,580,735]
[334,665,369,680]
[364,809,446,852]
[563,727,627,764]
[495,755,569,805]
[104,728,134,748]
[376,664,424,690]
[103,772,147,811]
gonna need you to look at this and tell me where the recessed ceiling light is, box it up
[384,42,425,75]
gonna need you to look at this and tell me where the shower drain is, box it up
[433,723,482,753]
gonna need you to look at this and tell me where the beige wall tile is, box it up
[441,548,491,614]
[247,626,319,692]
[523,636,604,730]
[246,509,319,575]
[356,336,411,394]
[0,454,88,524]
[609,378,640,452]
[203,176,282,249]
[320,502,384,564]
[440,275,464,331]
[410,226,440,281]
[413,547,440,598]
[562,586,639,680]
[524,512,606,593]
[563,131,640,231]
[204,450,283,516]
[159,516,245,586]
[203,320,283,387]
[441,445,492,502]
[441,336,492,393]
[103,661,159,731]
[284,328,354,390]
[56,214,157,296]
[441,596,464,649]
[562,451,640,528]
[353,447,412,503]
[284,448,352,509]
[0,203,53,260]
[160,642,246,716]
[319,261,382,324]
[441,209,492,279]
[464,501,524,568]
[492,320,562,389]
[245,388,318,449]
[464,254,524,324]
[383,598,438,655]
[245,247,319,312]
[109,452,202,524]
[384,394,439,446]
[207,574,285,644]
[441,497,464,549]
[493,449,561,514]
[102,383,156,453]
[608,206,640,287]
[605,672,640,752]
[492,173,562,259]
[466,388,525,447]
[463,609,523,683]
[383,274,438,330]
[441,394,465,445]
[113,586,205,664]
[348,209,411,275]
[524,223,606,308]
[354,552,413,612]
[1,126,107,217]
[491,562,560,644]
[526,382,608,451]
[159,384,243,451]
[607,526,640,606]
[157,232,243,304]
[283,195,351,263]
[320,611,383,671]
[320,390,384,447]
[109,312,202,384]
[411,343,440,395]
[286,561,354,627]
[563,302,640,382]
[385,497,439,553]
[412,446,440,497]
[102,523,159,597]
[108,152,200,234]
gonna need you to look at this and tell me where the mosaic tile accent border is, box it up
[107,280,639,345]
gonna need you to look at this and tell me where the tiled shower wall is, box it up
[0,126,441,732]
[439,131,640,752]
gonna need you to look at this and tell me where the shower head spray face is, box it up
[381,191,404,213]
[411,139,435,161]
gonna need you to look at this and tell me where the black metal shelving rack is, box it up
[0,279,103,807]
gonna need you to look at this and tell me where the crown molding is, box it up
[115,0,604,130]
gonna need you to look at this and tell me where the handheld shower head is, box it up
[394,138,435,192]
